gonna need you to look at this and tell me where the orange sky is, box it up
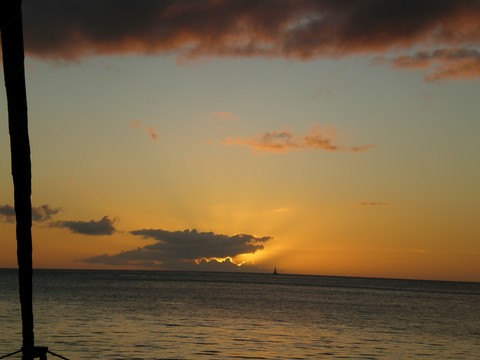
[1,0,479,282]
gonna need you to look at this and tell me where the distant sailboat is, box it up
[273,267,278,275]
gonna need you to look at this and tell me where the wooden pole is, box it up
[0,0,35,358]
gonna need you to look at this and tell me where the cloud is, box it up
[128,119,143,128]
[129,120,159,141]
[275,207,292,213]
[0,204,61,223]
[146,127,159,141]
[388,48,480,81]
[83,228,272,269]
[225,126,372,153]
[359,202,389,206]
[310,87,334,100]
[22,0,480,80]
[208,111,239,123]
[0,205,16,223]
[32,204,62,222]
[193,258,242,271]
[50,216,116,236]
[227,130,299,153]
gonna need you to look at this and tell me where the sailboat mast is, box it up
[1,0,35,358]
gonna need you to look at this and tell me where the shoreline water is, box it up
[1,266,478,284]
[1,269,479,359]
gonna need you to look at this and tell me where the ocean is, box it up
[0,269,479,359]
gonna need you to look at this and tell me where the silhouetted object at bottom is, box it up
[1,0,34,358]
[1,2,70,359]
[0,347,69,360]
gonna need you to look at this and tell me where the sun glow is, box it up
[194,257,235,265]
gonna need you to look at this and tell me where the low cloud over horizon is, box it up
[84,228,272,270]
[22,0,480,81]
[0,202,269,271]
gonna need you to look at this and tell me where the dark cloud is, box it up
[0,204,61,223]
[0,205,16,223]
[32,204,62,222]
[194,258,252,272]
[83,228,271,269]
[21,1,480,79]
[388,48,480,81]
[50,216,116,236]
[225,127,372,153]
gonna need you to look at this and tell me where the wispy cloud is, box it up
[275,207,292,213]
[0,204,61,223]
[208,111,239,123]
[84,228,272,268]
[50,216,116,236]
[225,126,372,153]
[129,120,159,141]
[22,0,480,80]
[146,127,159,141]
[358,202,389,206]
[310,87,334,100]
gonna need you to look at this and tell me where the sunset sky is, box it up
[1,0,479,282]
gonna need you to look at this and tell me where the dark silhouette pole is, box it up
[0,0,35,358]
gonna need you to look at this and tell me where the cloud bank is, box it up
[0,204,61,223]
[50,216,116,236]
[226,126,372,153]
[22,0,480,80]
[84,228,272,269]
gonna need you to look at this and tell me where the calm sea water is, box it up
[0,269,479,359]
